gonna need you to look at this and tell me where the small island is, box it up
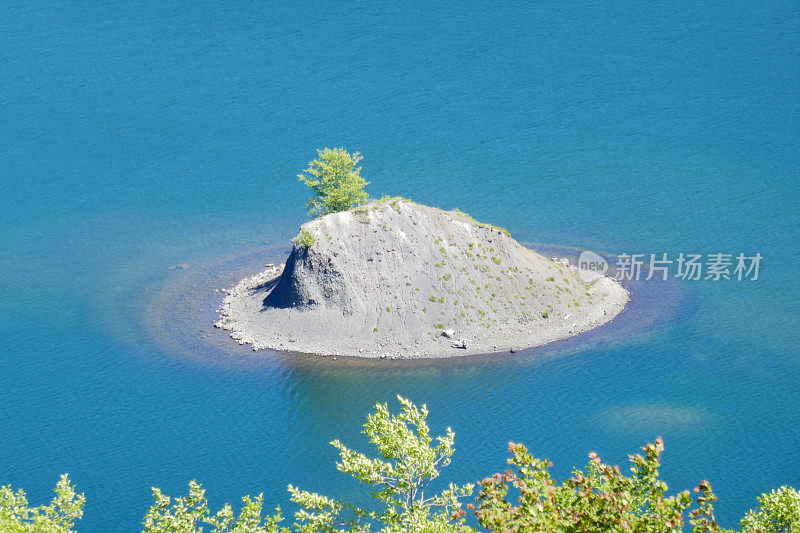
[213,149,628,358]
[215,205,628,358]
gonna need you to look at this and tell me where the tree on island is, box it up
[297,148,370,216]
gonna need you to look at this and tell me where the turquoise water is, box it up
[1,2,798,530]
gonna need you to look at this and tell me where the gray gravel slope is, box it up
[216,199,628,358]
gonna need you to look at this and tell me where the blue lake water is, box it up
[1,2,798,530]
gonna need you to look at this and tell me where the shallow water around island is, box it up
[2,2,799,531]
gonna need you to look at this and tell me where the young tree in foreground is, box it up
[0,474,84,533]
[739,486,800,533]
[297,148,370,216]
[288,395,474,533]
[141,480,286,533]
[476,437,728,533]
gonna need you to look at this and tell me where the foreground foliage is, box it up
[3,398,798,532]
[739,486,800,533]
[477,438,708,532]
[297,148,370,216]
[141,480,286,533]
[289,395,473,532]
[0,474,84,532]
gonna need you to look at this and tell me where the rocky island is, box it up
[215,198,629,358]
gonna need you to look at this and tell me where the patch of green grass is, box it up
[292,229,316,248]
[492,225,510,236]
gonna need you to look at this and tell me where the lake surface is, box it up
[1,2,798,530]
